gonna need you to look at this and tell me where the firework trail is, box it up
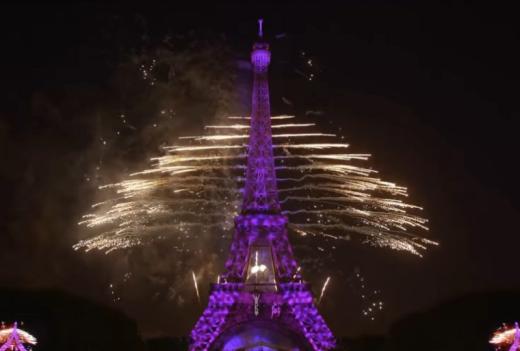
[318,276,331,304]
[76,114,434,255]
[491,323,520,351]
[192,271,200,304]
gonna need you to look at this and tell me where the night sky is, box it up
[1,1,519,339]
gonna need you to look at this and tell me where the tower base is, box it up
[190,283,335,351]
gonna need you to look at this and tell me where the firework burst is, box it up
[75,114,435,259]
[491,323,520,351]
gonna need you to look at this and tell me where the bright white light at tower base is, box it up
[251,251,268,275]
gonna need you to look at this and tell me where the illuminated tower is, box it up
[0,323,37,351]
[190,20,335,351]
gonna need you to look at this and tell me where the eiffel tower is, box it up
[190,20,335,351]
[0,323,37,351]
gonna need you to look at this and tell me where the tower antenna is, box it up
[258,18,263,38]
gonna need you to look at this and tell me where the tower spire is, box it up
[241,19,280,214]
[258,18,263,38]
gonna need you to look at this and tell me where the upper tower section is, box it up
[241,19,281,214]
[251,42,270,73]
[251,19,270,73]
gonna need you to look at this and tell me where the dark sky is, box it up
[1,1,519,338]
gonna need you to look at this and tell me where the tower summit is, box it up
[190,20,335,351]
[242,18,279,215]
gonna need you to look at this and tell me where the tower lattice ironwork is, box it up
[189,20,335,351]
[0,323,36,351]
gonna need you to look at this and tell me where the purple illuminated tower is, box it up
[0,323,35,351]
[189,20,335,351]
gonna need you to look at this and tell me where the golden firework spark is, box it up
[318,276,331,304]
[192,271,201,304]
[75,115,435,259]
